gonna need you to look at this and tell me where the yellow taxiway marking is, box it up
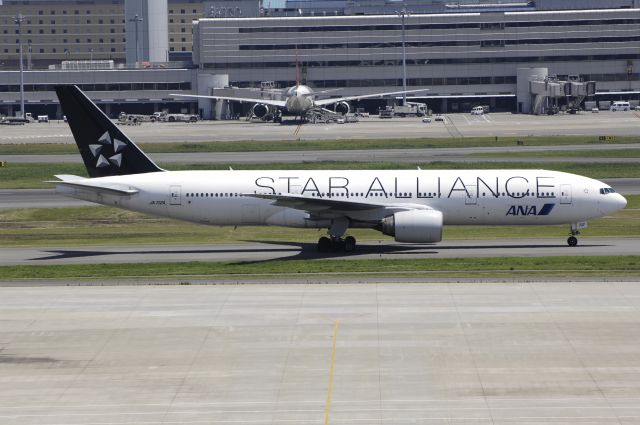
[324,320,340,425]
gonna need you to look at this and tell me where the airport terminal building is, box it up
[194,6,640,114]
[1,1,640,117]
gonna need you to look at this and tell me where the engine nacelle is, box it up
[334,101,350,115]
[252,103,269,118]
[380,210,443,243]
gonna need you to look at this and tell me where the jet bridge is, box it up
[517,68,596,114]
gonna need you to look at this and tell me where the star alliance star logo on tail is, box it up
[88,131,127,169]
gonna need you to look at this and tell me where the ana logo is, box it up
[506,203,555,216]
[88,131,127,168]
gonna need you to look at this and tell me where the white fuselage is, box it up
[283,85,315,115]
[57,169,626,231]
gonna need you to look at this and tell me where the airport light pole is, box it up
[27,41,32,70]
[398,8,409,105]
[14,13,25,118]
[129,14,143,65]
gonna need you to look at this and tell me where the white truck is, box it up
[393,102,427,117]
[154,111,199,123]
[118,112,150,125]
[0,112,34,124]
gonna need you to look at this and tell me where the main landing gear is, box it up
[567,223,580,247]
[317,217,356,253]
[317,235,357,253]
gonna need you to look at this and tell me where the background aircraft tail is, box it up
[55,85,163,178]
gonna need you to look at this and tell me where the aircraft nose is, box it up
[601,193,627,214]
[616,194,628,210]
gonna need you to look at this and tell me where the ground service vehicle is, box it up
[393,102,427,117]
[610,101,631,111]
[379,107,394,118]
[154,111,199,122]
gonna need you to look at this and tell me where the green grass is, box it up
[1,135,640,155]
[2,256,640,280]
[1,196,638,247]
[2,161,640,189]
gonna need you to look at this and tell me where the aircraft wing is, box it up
[170,93,287,108]
[247,193,431,215]
[314,88,430,106]
[47,175,139,196]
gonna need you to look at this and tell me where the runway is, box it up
[1,237,637,265]
[1,281,640,424]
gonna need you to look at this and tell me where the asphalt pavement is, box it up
[0,237,636,265]
[1,111,639,145]
[2,282,640,424]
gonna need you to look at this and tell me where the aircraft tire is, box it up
[318,236,332,253]
[567,236,578,247]
[344,236,356,252]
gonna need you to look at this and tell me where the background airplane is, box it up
[51,86,627,252]
[172,85,430,121]
[172,53,428,121]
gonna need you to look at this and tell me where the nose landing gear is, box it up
[567,223,583,247]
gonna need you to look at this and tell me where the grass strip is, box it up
[2,161,640,189]
[1,135,639,155]
[2,256,640,280]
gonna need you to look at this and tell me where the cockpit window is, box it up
[600,188,616,195]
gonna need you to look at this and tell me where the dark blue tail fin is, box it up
[55,85,163,178]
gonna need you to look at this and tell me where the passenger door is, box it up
[170,185,182,206]
[560,184,572,205]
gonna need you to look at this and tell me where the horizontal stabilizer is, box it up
[47,176,138,196]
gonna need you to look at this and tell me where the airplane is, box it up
[172,85,430,121]
[171,57,429,121]
[50,85,627,252]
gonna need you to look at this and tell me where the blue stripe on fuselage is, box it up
[538,203,555,216]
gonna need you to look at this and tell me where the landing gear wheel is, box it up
[567,236,578,247]
[317,236,332,252]
[344,236,356,252]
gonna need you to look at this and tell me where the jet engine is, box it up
[379,210,443,243]
[334,101,350,115]
[252,103,270,118]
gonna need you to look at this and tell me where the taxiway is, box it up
[0,237,637,265]
[0,110,639,145]
[1,281,640,424]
